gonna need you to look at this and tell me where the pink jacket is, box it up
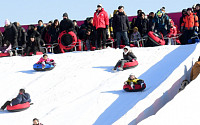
[37,57,53,64]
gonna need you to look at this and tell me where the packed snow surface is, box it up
[0,45,197,125]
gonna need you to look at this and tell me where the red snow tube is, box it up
[123,79,146,92]
[0,53,10,57]
[118,59,138,70]
[76,39,82,51]
[58,31,77,53]
[7,102,30,112]
[148,31,165,45]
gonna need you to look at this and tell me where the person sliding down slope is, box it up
[37,54,55,69]
[0,89,31,110]
[112,46,137,71]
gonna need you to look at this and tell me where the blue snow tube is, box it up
[33,63,55,71]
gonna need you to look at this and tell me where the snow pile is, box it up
[0,44,199,125]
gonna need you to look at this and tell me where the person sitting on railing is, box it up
[25,35,45,56]
[130,27,141,46]
[180,8,199,44]
[0,41,13,56]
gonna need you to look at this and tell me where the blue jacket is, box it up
[12,93,31,106]
[152,13,170,31]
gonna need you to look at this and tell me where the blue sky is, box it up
[0,0,199,26]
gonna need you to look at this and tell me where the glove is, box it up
[195,26,199,32]
[124,82,127,84]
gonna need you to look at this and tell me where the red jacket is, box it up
[181,12,199,30]
[168,20,177,37]
[93,8,109,29]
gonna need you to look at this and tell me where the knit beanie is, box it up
[5,19,10,25]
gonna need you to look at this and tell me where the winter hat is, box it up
[97,4,102,8]
[118,6,124,10]
[156,10,163,16]
[63,12,68,18]
[5,19,10,25]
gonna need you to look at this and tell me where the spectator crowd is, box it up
[0,3,200,56]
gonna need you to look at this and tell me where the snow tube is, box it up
[123,79,146,92]
[7,102,30,112]
[148,31,165,45]
[33,63,55,71]
[0,53,10,57]
[118,59,138,70]
[24,51,43,56]
[58,31,77,53]
[76,39,82,51]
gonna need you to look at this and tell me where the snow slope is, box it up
[139,75,200,125]
[0,44,197,125]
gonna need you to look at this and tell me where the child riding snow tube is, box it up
[7,102,30,112]
[123,74,146,92]
[33,54,56,71]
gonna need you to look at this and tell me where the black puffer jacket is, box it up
[26,37,45,52]
[3,23,18,48]
[13,23,27,47]
[123,51,137,61]
[48,24,60,43]
[27,25,40,39]
[112,11,130,32]
[135,17,149,36]
[60,18,74,32]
